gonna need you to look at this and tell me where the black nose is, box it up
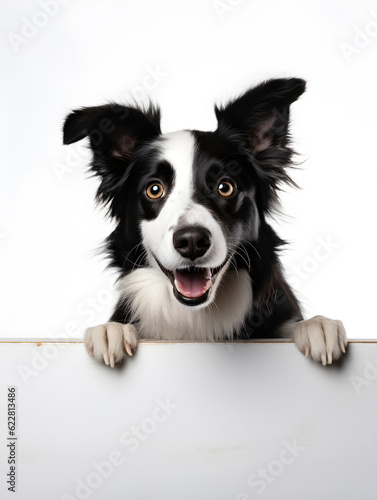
[173,226,212,261]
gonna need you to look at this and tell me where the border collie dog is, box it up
[63,78,347,368]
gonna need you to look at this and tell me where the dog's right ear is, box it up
[63,103,161,159]
[215,78,305,212]
[215,78,305,154]
[63,104,161,214]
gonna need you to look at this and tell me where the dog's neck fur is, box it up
[118,268,253,341]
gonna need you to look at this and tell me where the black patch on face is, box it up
[192,130,260,248]
[106,139,175,273]
[137,158,175,221]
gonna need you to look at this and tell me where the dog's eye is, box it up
[146,182,165,200]
[217,179,235,198]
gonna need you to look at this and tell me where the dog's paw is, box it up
[84,322,139,368]
[293,315,347,365]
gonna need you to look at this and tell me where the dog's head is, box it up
[63,78,305,308]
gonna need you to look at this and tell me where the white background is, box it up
[1,0,376,339]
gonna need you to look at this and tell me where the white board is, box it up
[1,340,376,500]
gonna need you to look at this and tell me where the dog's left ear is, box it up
[215,78,306,153]
[63,103,161,158]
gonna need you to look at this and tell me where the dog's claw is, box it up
[305,346,310,358]
[327,351,333,365]
[103,352,110,366]
[321,353,327,365]
[110,354,115,368]
[125,343,133,357]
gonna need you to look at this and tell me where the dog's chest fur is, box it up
[118,268,253,341]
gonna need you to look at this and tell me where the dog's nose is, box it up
[173,226,211,260]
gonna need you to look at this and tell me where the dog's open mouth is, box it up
[154,258,226,306]
[173,267,212,305]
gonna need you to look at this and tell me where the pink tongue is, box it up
[174,269,211,298]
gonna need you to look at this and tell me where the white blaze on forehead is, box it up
[140,130,228,270]
[160,130,196,200]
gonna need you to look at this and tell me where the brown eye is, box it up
[218,179,235,198]
[146,182,165,199]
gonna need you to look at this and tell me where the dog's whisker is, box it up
[131,249,148,271]
[227,244,252,272]
[120,243,144,269]
[236,243,252,270]
[226,237,261,263]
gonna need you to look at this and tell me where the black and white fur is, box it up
[63,78,347,368]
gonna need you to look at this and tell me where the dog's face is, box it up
[63,78,305,308]
[129,129,260,308]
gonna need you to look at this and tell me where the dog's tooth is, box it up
[174,279,181,292]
